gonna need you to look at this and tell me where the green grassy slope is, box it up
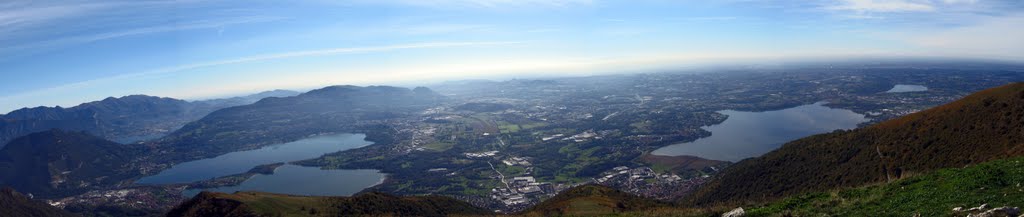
[746,156,1024,216]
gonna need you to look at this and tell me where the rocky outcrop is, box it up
[955,204,1021,217]
[722,207,745,217]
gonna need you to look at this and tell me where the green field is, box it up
[499,123,521,133]
[422,142,454,152]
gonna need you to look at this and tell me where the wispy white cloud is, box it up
[683,16,739,21]
[0,16,284,56]
[0,2,116,31]
[941,0,978,4]
[396,23,491,35]
[821,0,1006,20]
[0,1,191,38]
[826,0,935,13]
[910,15,1024,59]
[0,1,277,59]
[324,0,593,9]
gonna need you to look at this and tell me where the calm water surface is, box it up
[652,102,868,162]
[138,133,383,196]
[886,84,928,93]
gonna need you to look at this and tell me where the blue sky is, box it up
[1,0,1022,113]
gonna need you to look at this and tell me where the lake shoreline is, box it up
[652,102,867,161]
[134,133,384,198]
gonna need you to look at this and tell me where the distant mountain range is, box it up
[191,89,300,108]
[0,90,299,147]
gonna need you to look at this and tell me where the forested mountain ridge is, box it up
[688,82,1024,205]
[0,130,142,199]
[0,91,296,147]
[0,95,196,147]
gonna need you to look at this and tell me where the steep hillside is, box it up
[167,191,492,217]
[746,156,1024,216]
[0,187,78,217]
[0,130,141,198]
[689,82,1024,205]
[159,85,444,156]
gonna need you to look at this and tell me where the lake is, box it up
[137,133,384,196]
[886,84,928,93]
[651,102,868,162]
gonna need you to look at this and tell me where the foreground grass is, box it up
[746,157,1024,216]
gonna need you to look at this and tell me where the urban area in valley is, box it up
[29,63,1024,213]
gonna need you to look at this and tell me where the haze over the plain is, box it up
[2,0,1023,113]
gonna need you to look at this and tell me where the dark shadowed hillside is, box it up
[167,191,492,217]
[688,82,1024,205]
[0,187,78,217]
[0,130,141,198]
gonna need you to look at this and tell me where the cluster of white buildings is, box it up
[502,156,531,166]
[564,131,599,142]
[464,150,499,157]
[541,130,600,143]
[596,166,668,183]
[492,176,553,207]
[541,134,564,141]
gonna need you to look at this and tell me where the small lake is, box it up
[886,84,928,93]
[183,165,385,197]
[652,102,868,162]
[137,133,383,196]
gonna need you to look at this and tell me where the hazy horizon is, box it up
[2,0,1023,113]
